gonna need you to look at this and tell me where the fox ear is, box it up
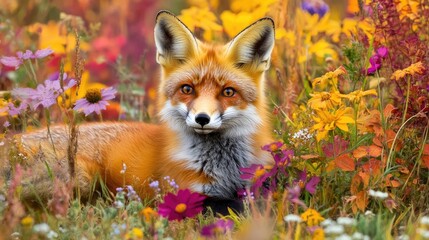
[226,18,275,72]
[154,10,199,67]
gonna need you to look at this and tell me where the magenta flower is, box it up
[2,102,29,116]
[240,164,276,197]
[158,189,206,221]
[296,169,321,195]
[0,48,54,70]
[73,87,117,116]
[367,46,388,75]
[201,219,234,237]
[287,185,306,207]
[301,0,329,17]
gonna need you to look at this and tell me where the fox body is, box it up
[10,11,275,203]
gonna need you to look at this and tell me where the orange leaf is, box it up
[335,154,355,171]
[383,104,395,119]
[422,155,429,168]
[358,171,370,187]
[300,154,320,160]
[356,191,368,212]
[362,159,382,176]
[350,174,362,195]
[369,145,382,157]
[353,146,368,159]
[385,174,401,188]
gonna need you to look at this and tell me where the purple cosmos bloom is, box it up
[12,75,76,109]
[73,87,117,116]
[33,48,54,59]
[367,46,389,75]
[287,185,306,207]
[296,169,321,195]
[201,219,234,237]
[301,0,329,17]
[240,164,276,197]
[158,189,206,221]
[0,56,23,70]
[0,48,53,70]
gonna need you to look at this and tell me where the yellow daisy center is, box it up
[175,203,187,213]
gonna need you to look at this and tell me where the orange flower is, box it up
[391,61,425,81]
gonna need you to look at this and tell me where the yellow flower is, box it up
[308,91,342,110]
[230,0,277,13]
[312,228,325,240]
[140,207,158,222]
[391,62,425,81]
[186,0,219,9]
[125,227,144,240]
[395,0,419,21]
[340,89,378,103]
[312,66,347,91]
[300,208,325,227]
[179,7,223,41]
[21,216,34,227]
[312,107,355,142]
[220,10,268,38]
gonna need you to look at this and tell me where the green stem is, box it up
[45,108,58,158]
[402,76,411,125]
[28,60,38,84]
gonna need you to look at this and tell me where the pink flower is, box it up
[0,48,54,70]
[366,46,388,75]
[201,219,234,237]
[0,56,22,70]
[158,189,206,221]
[73,87,117,116]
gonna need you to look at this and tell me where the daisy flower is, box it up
[73,87,117,116]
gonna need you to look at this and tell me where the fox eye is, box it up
[222,87,236,97]
[181,84,194,95]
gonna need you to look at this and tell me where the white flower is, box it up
[284,214,302,223]
[120,163,127,174]
[335,234,352,240]
[368,189,388,199]
[364,210,375,217]
[351,232,370,240]
[47,230,58,239]
[421,216,429,225]
[324,224,345,235]
[337,217,356,226]
[33,223,50,234]
[321,218,336,227]
[397,235,410,240]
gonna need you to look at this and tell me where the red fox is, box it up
[8,11,275,207]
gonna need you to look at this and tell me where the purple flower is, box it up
[366,46,389,75]
[73,87,117,116]
[0,56,23,70]
[33,48,54,59]
[287,185,306,207]
[0,48,53,70]
[158,189,206,221]
[3,102,28,116]
[12,74,76,109]
[296,169,321,195]
[240,164,276,197]
[201,219,234,237]
[301,0,329,17]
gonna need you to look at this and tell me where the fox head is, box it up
[155,10,274,137]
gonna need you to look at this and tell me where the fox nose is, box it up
[195,113,210,127]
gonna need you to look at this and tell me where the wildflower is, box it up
[149,180,160,192]
[158,189,206,221]
[262,141,284,153]
[336,217,356,226]
[21,216,34,227]
[312,107,354,142]
[312,228,325,240]
[324,224,344,235]
[321,218,336,227]
[301,0,329,17]
[240,164,275,196]
[73,87,117,116]
[368,189,388,199]
[391,62,426,81]
[284,214,302,223]
[366,46,388,75]
[301,208,325,227]
[141,207,158,222]
[287,185,306,206]
[296,169,321,195]
[0,48,54,70]
[3,121,10,128]
[201,219,234,237]
[292,128,313,140]
[125,228,143,239]
[335,234,352,240]
[308,91,342,110]
[47,231,58,239]
[120,163,127,174]
[126,185,141,202]
[33,223,50,234]
[312,66,346,90]
[340,89,377,103]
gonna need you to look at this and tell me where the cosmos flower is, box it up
[367,46,388,75]
[158,189,206,221]
[0,48,54,70]
[301,0,329,17]
[201,219,234,237]
[296,169,321,195]
[73,87,117,116]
